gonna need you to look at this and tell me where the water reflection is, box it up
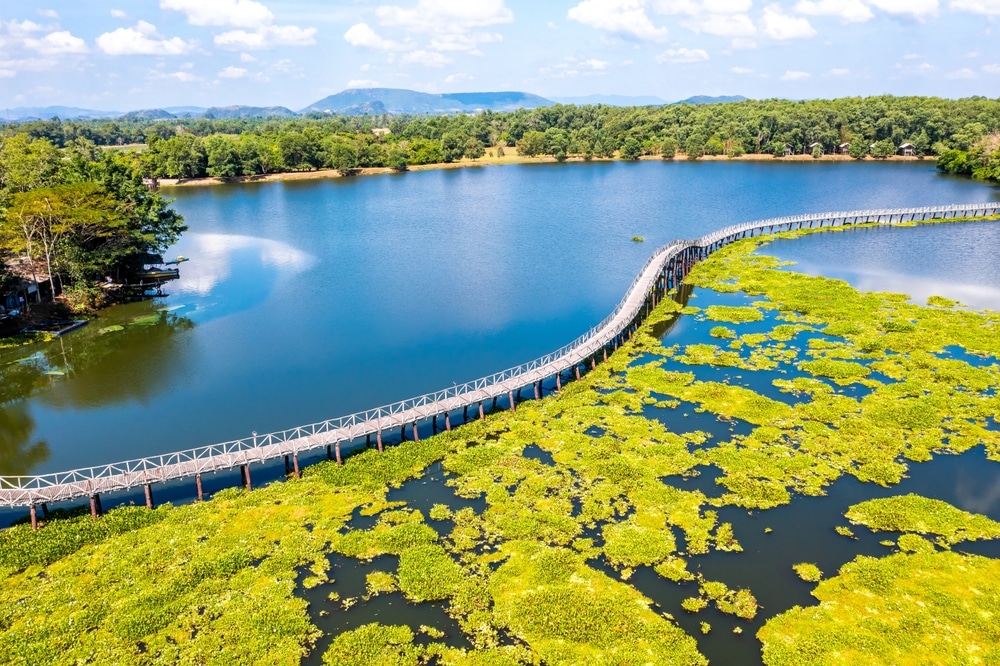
[0,403,49,476]
[173,233,315,297]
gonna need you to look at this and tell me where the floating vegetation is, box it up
[792,562,822,582]
[845,494,1000,546]
[759,551,1000,665]
[632,235,645,242]
[703,305,765,324]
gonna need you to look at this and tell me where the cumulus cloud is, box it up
[24,31,88,55]
[401,49,453,66]
[445,72,474,83]
[688,13,757,35]
[867,0,939,18]
[150,70,201,82]
[344,23,407,50]
[215,24,317,50]
[539,55,611,78]
[984,63,1000,74]
[160,0,274,28]
[793,0,874,22]
[780,69,811,80]
[38,9,59,19]
[568,0,670,41]
[761,5,817,39]
[656,47,709,62]
[218,65,248,78]
[946,67,976,78]
[377,0,513,33]
[731,65,754,73]
[96,21,192,55]
[826,67,850,75]
[950,0,1000,13]
[110,9,127,19]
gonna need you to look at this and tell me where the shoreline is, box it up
[157,150,932,188]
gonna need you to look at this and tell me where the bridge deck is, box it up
[2,203,998,509]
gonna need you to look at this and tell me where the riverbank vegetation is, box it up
[0,134,185,315]
[1,221,999,664]
[4,96,1000,182]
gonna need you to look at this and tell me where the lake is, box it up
[1,160,997,484]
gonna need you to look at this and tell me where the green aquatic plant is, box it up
[709,326,736,339]
[704,305,764,324]
[323,623,422,666]
[792,563,822,582]
[845,494,1000,546]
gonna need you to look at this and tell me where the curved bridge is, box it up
[3,203,999,521]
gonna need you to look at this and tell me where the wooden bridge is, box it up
[4,203,999,526]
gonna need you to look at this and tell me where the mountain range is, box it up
[3,89,748,122]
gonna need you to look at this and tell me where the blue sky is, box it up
[1,0,997,111]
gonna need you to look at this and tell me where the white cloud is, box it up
[826,67,850,75]
[110,9,127,19]
[218,65,248,78]
[731,65,754,73]
[240,52,257,62]
[445,72,473,83]
[401,49,452,66]
[215,24,317,50]
[151,70,201,82]
[761,4,817,39]
[568,0,670,41]
[24,31,88,55]
[38,9,59,19]
[946,67,976,78]
[984,63,1000,74]
[780,69,811,80]
[347,78,380,87]
[656,47,709,62]
[538,55,611,78]
[794,0,874,22]
[547,21,559,29]
[950,0,1000,13]
[688,13,757,35]
[377,0,514,33]
[730,36,758,47]
[96,21,192,56]
[344,23,406,50]
[867,0,939,18]
[160,0,274,28]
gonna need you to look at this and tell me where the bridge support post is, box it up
[144,483,154,510]
[326,444,332,460]
[366,433,371,448]
[444,414,451,432]
[534,383,540,400]
[591,357,596,370]
[509,391,516,412]
[556,372,562,392]
[492,397,497,410]
[400,425,406,441]
[575,365,581,380]
[30,504,38,531]
[284,455,291,474]
[196,473,204,501]
[292,453,300,479]
[335,443,342,465]
[377,430,383,452]
[478,402,485,419]
[463,406,469,422]
[412,422,419,442]
[433,415,438,434]
[90,493,102,519]
[241,465,252,491]
[603,347,608,362]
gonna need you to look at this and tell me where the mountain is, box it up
[301,88,553,115]
[119,109,177,121]
[550,95,669,107]
[163,106,209,116]
[202,105,298,119]
[673,95,748,105]
[2,106,120,121]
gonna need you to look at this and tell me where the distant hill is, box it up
[3,106,120,121]
[119,109,177,121]
[550,95,668,107]
[163,106,208,116]
[673,95,748,105]
[202,105,298,119]
[301,88,553,115]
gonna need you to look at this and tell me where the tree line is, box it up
[0,134,186,313]
[3,96,1000,182]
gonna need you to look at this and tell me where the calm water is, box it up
[0,161,997,481]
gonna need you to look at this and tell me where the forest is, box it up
[2,95,1000,182]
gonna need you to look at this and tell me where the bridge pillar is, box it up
[241,464,252,491]
[534,382,540,400]
[444,414,451,432]
[292,453,300,479]
[575,365,581,380]
[591,357,596,370]
[400,425,406,441]
[464,406,469,422]
[30,504,38,530]
[603,347,608,362]
[412,422,419,442]
[377,430,384,452]
[284,454,291,474]
[433,415,438,434]
[196,473,204,501]
[144,483,154,510]
[335,442,342,465]
[326,444,332,460]
[90,493,102,519]
[509,390,516,412]
[492,396,497,410]
[479,402,485,419]
[366,433,372,448]
[556,372,562,391]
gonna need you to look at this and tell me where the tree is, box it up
[0,134,62,197]
[685,135,706,159]
[848,141,869,160]
[871,139,895,159]
[2,183,123,299]
[516,130,547,157]
[464,138,486,161]
[441,133,466,163]
[620,137,642,161]
[327,141,359,175]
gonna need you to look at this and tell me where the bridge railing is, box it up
[2,203,998,503]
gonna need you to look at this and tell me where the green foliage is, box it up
[620,137,642,161]
[792,562,822,582]
[709,325,736,339]
[845,494,1000,546]
[323,623,422,666]
[703,305,764,323]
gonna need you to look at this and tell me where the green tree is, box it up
[685,135,706,160]
[327,141,359,175]
[440,133,466,163]
[516,131,547,157]
[204,135,242,177]
[848,141,869,160]
[0,134,62,197]
[464,138,486,161]
[871,139,895,159]
[620,137,642,161]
